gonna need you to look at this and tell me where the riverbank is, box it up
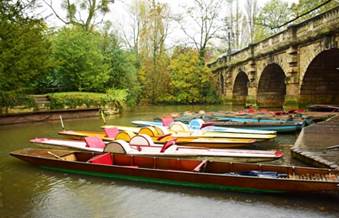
[0,108,100,126]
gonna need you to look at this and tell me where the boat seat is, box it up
[104,140,131,154]
[130,134,154,146]
[88,153,113,165]
[169,122,190,132]
[104,127,119,138]
[115,131,136,141]
[154,126,170,136]
[139,127,158,137]
[161,116,174,127]
[85,136,106,148]
[188,118,204,130]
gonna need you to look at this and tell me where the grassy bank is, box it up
[0,90,127,114]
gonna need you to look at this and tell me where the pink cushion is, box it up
[85,136,106,148]
[88,153,113,165]
[161,116,173,127]
[104,128,119,138]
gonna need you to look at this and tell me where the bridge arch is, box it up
[232,71,249,105]
[300,48,339,105]
[257,63,286,108]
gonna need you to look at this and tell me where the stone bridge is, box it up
[208,6,339,108]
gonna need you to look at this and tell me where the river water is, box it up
[0,105,338,218]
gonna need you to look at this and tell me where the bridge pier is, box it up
[284,83,300,108]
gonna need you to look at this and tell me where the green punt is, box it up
[10,148,339,194]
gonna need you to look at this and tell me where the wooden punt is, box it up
[210,121,302,133]
[58,129,257,149]
[30,136,283,162]
[131,120,277,135]
[10,148,339,193]
[101,125,276,141]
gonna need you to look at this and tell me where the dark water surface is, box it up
[1,105,338,218]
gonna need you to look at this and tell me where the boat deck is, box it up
[291,113,339,169]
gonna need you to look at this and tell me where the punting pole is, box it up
[59,115,64,129]
[48,151,63,160]
[100,110,106,124]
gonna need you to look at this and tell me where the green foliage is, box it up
[162,47,219,104]
[139,54,170,103]
[254,0,338,42]
[48,91,128,110]
[255,0,293,42]
[291,0,339,21]
[60,0,114,31]
[0,1,53,93]
[105,89,128,109]
[101,33,141,106]
[138,0,170,104]
[0,91,36,113]
[51,27,110,92]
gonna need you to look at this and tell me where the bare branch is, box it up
[42,0,70,24]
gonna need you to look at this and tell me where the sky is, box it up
[40,0,299,28]
[37,0,299,48]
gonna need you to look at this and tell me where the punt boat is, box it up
[59,127,259,148]
[101,124,276,141]
[131,119,277,135]
[10,148,339,193]
[30,135,283,162]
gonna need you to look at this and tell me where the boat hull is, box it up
[10,148,339,193]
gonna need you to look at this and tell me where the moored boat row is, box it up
[10,109,339,194]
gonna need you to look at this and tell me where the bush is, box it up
[48,91,127,110]
[0,91,36,113]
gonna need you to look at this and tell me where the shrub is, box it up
[0,91,36,114]
[48,91,127,110]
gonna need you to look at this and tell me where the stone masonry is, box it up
[208,6,339,108]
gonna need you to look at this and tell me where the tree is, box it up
[119,0,142,56]
[51,27,110,92]
[255,0,293,42]
[101,30,141,105]
[291,0,338,21]
[167,47,218,104]
[0,0,53,93]
[174,0,224,62]
[219,0,245,53]
[137,0,170,103]
[244,0,258,45]
[43,0,114,31]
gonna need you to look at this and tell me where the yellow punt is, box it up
[102,124,276,141]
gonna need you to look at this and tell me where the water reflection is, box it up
[17,170,339,218]
[1,105,338,217]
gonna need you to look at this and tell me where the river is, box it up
[0,105,338,218]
